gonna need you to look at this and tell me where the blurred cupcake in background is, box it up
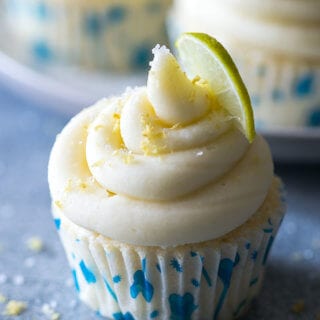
[168,0,320,129]
[3,0,172,71]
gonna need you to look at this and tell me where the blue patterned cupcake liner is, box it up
[232,51,320,129]
[3,0,171,71]
[52,177,285,320]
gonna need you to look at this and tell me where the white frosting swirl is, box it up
[48,46,273,247]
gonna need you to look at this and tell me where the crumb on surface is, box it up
[42,303,60,320]
[51,313,60,320]
[27,236,44,252]
[291,299,305,314]
[3,300,27,316]
[0,293,7,303]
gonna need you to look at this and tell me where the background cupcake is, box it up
[168,0,320,129]
[2,0,172,71]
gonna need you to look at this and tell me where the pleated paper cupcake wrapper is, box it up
[232,50,320,129]
[52,178,285,320]
[3,0,171,70]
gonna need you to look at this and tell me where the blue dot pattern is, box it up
[34,2,50,20]
[53,218,61,230]
[250,95,261,107]
[79,260,96,284]
[168,293,198,320]
[308,107,320,127]
[263,236,274,266]
[191,279,200,287]
[72,269,80,292]
[132,45,152,69]
[130,270,154,302]
[272,89,285,102]
[293,73,315,97]
[214,258,237,320]
[106,5,126,24]
[170,258,183,273]
[249,277,259,287]
[189,252,213,287]
[104,279,118,302]
[257,65,267,77]
[32,40,52,62]
[85,13,103,36]
[55,183,285,319]
[247,58,320,128]
[150,310,159,318]
[6,0,171,71]
[202,268,212,287]
[113,312,135,320]
[113,275,122,283]
[233,299,247,318]
[251,250,258,261]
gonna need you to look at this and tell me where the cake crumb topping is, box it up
[291,299,305,314]
[42,303,60,320]
[0,293,7,303]
[27,236,44,252]
[3,300,27,316]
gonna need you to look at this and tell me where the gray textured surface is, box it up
[0,85,319,320]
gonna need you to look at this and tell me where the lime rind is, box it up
[176,32,256,142]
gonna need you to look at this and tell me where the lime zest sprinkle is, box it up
[27,236,44,252]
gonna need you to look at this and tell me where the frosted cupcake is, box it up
[168,0,320,129]
[48,33,285,319]
[3,0,171,71]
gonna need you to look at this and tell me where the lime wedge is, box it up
[176,32,255,142]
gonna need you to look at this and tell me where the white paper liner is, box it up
[3,0,171,71]
[52,178,285,319]
[231,50,320,129]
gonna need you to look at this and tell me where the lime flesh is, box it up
[176,32,255,142]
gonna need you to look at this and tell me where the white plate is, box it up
[0,49,146,115]
[0,49,319,163]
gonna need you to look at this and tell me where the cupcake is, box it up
[3,0,171,71]
[48,33,285,319]
[168,0,320,129]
